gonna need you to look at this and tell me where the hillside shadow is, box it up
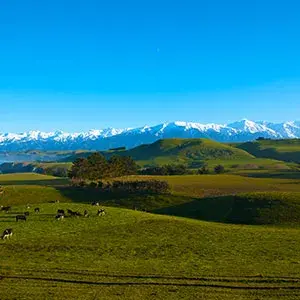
[153,196,235,223]
[56,186,194,211]
[242,172,300,180]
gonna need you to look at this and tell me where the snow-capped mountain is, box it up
[0,119,299,151]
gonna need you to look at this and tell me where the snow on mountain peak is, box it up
[0,120,299,151]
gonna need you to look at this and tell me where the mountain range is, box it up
[0,119,299,151]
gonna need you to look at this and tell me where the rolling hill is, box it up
[62,138,254,168]
[234,139,300,163]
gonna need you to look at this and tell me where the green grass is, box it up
[119,174,300,198]
[0,173,300,298]
[0,173,69,186]
[234,139,300,163]
[62,138,254,167]
[1,204,300,299]
[155,192,300,225]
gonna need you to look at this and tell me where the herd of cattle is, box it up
[0,201,106,240]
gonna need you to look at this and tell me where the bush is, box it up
[110,180,170,194]
[197,165,210,174]
[89,182,98,188]
[214,165,225,174]
[140,164,189,176]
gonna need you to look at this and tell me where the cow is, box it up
[55,214,64,220]
[16,215,26,222]
[26,204,31,209]
[57,209,65,215]
[1,206,11,213]
[24,212,30,216]
[92,202,100,206]
[97,209,106,216]
[1,228,13,240]
[67,209,74,215]
[84,210,89,218]
[34,208,40,213]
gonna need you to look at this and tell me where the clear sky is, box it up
[0,0,299,132]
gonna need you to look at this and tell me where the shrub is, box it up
[214,165,225,174]
[110,180,170,194]
[89,182,98,188]
[197,165,210,174]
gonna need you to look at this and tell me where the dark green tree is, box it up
[214,164,225,174]
[109,155,138,177]
[197,164,210,174]
[87,152,109,180]
[68,158,89,180]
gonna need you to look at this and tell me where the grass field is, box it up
[119,174,300,198]
[1,173,300,299]
[1,204,300,299]
[234,139,300,163]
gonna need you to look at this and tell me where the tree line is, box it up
[68,153,138,180]
[68,152,226,180]
[140,164,225,175]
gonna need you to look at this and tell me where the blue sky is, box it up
[0,0,299,132]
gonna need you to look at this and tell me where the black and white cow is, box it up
[1,228,13,240]
[57,209,65,215]
[1,206,11,213]
[55,214,64,220]
[16,215,26,222]
[97,209,106,216]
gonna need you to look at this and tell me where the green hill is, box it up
[234,139,300,163]
[156,192,300,225]
[1,203,300,299]
[63,138,254,167]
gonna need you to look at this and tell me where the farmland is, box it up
[0,171,300,299]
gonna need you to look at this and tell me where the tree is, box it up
[197,165,209,175]
[68,158,89,180]
[214,164,225,174]
[87,152,109,180]
[109,155,138,177]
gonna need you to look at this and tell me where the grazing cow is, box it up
[16,215,26,222]
[84,210,89,217]
[55,214,64,220]
[67,209,75,216]
[92,202,100,206]
[1,206,11,213]
[97,209,106,216]
[55,200,60,203]
[57,209,65,215]
[24,212,30,216]
[34,208,40,213]
[1,228,13,240]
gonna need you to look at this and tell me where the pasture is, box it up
[0,173,300,299]
[1,204,300,299]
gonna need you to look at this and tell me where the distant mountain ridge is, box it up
[0,119,299,151]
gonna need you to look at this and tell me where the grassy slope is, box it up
[156,192,300,225]
[60,138,296,174]
[62,138,254,167]
[120,174,300,198]
[1,204,300,299]
[0,174,300,298]
[234,139,300,163]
